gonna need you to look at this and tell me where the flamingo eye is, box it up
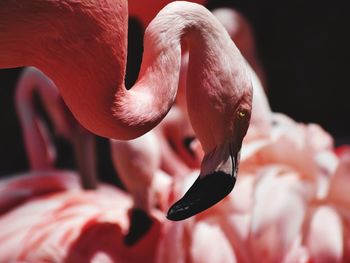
[237,110,246,118]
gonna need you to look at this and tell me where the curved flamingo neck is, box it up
[1,1,248,143]
[116,2,250,150]
[15,69,57,170]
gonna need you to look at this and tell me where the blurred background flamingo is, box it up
[0,67,98,215]
[15,67,97,189]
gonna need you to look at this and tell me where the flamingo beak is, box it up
[167,143,240,221]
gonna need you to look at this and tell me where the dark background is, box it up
[1,0,349,181]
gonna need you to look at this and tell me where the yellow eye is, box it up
[238,110,246,118]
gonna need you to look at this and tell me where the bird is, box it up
[15,67,97,189]
[0,1,253,220]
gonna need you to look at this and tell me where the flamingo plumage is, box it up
[0,1,253,219]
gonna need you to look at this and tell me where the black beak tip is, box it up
[124,208,153,246]
[166,171,236,221]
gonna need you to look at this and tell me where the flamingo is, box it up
[0,1,253,219]
[15,67,97,189]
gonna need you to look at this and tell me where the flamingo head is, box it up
[167,88,252,221]
[166,5,253,220]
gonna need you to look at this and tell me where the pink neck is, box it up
[15,69,56,170]
[1,1,248,144]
